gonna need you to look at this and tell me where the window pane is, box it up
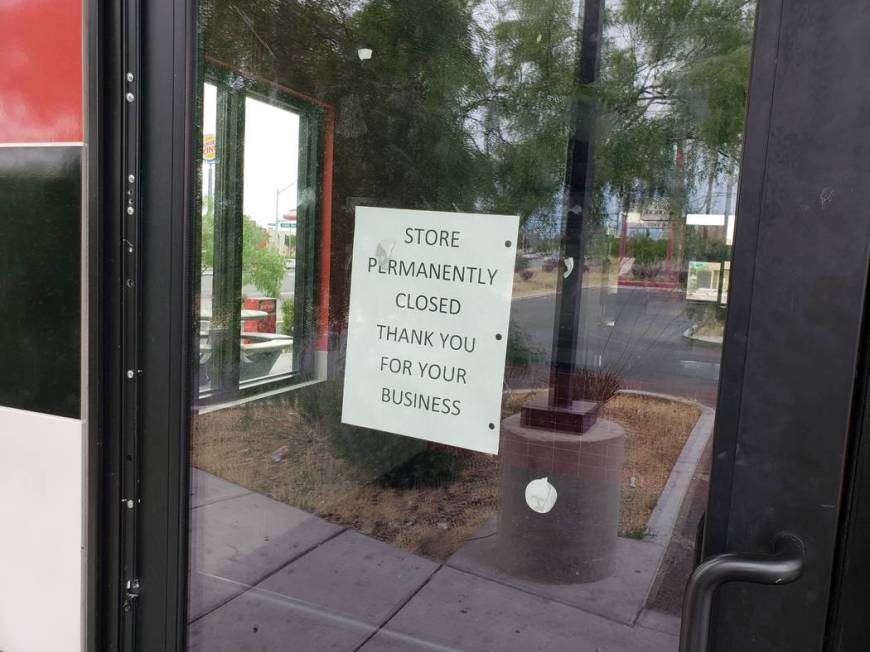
[188,1,755,649]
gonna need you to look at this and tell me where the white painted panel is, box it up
[0,407,83,652]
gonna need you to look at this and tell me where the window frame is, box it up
[195,61,333,408]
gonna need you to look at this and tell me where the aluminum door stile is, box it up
[135,0,197,648]
[702,1,870,650]
[120,1,143,648]
[101,0,197,649]
[98,0,143,647]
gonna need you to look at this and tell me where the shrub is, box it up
[686,302,725,325]
[333,430,465,489]
[520,269,535,281]
[505,319,542,373]
[293,376,465,487]
[630,233,668,264]
[383,445,465,488]
[280,297,295,335]
[571,367,621,403]
[631,260,663,279]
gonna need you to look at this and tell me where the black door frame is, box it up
[99,0,196,649]
[828,286,870,651]
[703,1,870,648]
[100,0,870,650]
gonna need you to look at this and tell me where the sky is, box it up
[201,83,300,227]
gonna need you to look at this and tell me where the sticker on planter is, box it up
[525,477,558,514]
[341,206,519,454]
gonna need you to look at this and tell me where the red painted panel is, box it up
[0,0,83,143]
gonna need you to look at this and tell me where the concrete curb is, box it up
[617,390,713,629]
[617,389,714,546]
[511,289,558,301]
[681,326,723,347]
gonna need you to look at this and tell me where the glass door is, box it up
[122,1,870,650]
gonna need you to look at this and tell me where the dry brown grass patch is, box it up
[602,393,700,537]
[191,392,700,559]
[511,264,615,298]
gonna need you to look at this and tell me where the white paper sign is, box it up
[341,206,519,454]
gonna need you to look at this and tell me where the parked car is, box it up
[542,257,560,272]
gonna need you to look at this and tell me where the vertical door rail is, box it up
[119,0,142,646]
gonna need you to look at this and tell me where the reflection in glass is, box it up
[196,70,329,401]
[188,1,756,650]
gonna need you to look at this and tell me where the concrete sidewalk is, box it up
[188,469,679,651]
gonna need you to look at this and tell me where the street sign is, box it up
[203,134,216,161]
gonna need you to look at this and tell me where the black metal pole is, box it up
[548,0,605,407]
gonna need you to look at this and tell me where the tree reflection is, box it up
[199,0,754,400]
[201,0,753,262]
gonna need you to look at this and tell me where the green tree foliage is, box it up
[201,203,285,297]
[200,196,215,272]
[337,0,492,212]
[241,218,285,298]
[200,0,754,239]
[630,233,668,263]
[593,0,754,216]
[198,0,756,469]
[484,0,577,228]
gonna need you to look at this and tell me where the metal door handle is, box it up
[679,533,805,652]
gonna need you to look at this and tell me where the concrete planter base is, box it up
[495,413,625,584]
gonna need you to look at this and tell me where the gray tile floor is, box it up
[188,469,679,651]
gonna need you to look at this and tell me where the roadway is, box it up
[509,287,723,406]
[198,268,722,406]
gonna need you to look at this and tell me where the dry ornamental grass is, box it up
[192,392,700,560]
